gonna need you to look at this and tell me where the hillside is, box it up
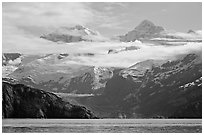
[3,82,97,119]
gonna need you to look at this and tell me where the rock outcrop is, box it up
[2,82,97,119]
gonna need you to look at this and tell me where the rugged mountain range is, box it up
[67,53,202,118]
[3,81,97,118]
[2,50,202,118]
[2,19,202,119]
[39,20,201,45]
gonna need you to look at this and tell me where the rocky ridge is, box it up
[3,81,97,119]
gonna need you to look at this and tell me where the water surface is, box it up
[2,119,202,133]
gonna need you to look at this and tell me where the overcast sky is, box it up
[2,2,202,53]
[3,2,202,36]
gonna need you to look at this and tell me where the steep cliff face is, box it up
[2,82,97,119]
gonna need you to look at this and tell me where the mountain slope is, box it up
[2,82,97,118]
[2,53,45,77]
[6,54,118,94]
[76,53,202,118]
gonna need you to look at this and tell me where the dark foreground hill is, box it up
[2,82,97,119]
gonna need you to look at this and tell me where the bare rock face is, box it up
[2,82,98,119]
[120,20,164,42]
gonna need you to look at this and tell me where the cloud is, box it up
[167,31,202,39]
[86,2,128,30]
[92,12,128,30]
[3,3,95,31]
[3,2,129,51]
[98,21,126,29]
[71,42,202,68]
[105,2,128,9]
[3,2,202,61]
[161,9,167,12]
[8,58,21,65]
[2,2,99,53]
[51,42,202,68]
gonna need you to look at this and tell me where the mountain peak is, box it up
[135,20,164,31]
[59,25,87,31]
[40,25,108,43]
[119,20,165,42]
[73,25,86,30]
[187,29,196,34]
[136,20,155,29]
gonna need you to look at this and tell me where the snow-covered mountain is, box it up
[119,20,165,42]
[2,53,45,77]
[4,53,119,94]
[2,39,201,94]
[40,25,109,43]
[4,51,201,118]
[118,20,202,44]
[2,19,202,119]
